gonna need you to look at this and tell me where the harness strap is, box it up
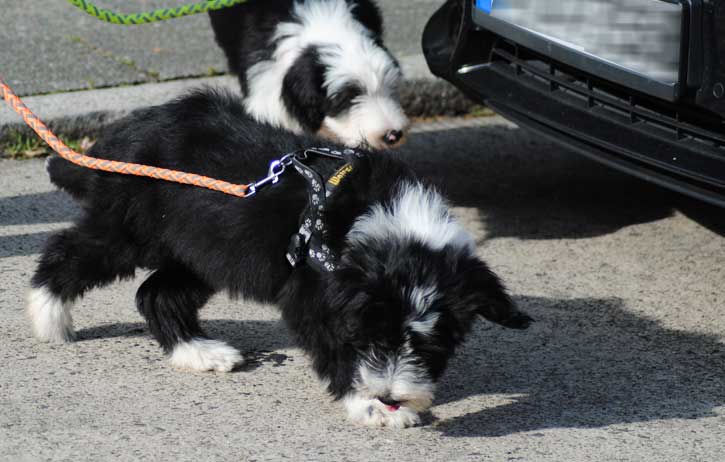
[286,148,363,272]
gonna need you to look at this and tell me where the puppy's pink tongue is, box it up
[386,404,400,412]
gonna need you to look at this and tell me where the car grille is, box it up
[490,39,725,157]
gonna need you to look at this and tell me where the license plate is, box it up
[476,0,682,85]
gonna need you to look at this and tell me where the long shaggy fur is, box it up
[32,88,530,428]
[209,0,409,149]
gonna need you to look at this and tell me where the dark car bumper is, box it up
[423,0,725,207]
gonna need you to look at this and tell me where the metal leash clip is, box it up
[246,148,360,197]
[246,152,302,197]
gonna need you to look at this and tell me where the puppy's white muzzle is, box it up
[323,95,410,150]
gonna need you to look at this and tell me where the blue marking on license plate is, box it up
[476,0,493,14]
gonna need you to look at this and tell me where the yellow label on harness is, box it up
[328,163,353,186]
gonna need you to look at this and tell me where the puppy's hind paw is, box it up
[27,288,75,343]
[169,338,244,372]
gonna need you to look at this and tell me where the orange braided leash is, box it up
[0,78,250,198]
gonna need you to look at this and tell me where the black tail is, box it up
[45,155,91,202]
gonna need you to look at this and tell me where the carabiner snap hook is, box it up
[245,148,337,197]
[247,159,287,196]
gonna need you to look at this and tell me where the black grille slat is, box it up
[491,44,725,151]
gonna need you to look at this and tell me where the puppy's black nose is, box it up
[383,130,403,146]
[377,396,401,407]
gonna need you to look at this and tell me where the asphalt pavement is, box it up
[1,116,723,461]
[1,0,442,96]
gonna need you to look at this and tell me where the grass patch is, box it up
[1,130,92,160]
[206,67,225,77]
[412,104,496,124]
[465,105,496,118]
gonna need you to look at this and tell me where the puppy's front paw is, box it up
[344,395,421,429]
[363,406,421,429]
[169,338,243,372]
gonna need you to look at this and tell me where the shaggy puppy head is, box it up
[309,183,531,427]
[292,43,408,150]
[249,0,409,150]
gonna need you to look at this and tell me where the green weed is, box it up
[1,131,91,160]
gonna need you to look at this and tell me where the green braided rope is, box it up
[66,0,247,25]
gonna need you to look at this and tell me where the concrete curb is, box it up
[0,55,476,147]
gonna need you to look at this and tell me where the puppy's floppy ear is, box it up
[461,258,533,330]
[282,46,327,132]
[349,0,384,39]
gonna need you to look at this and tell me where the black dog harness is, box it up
[249,147,363,272]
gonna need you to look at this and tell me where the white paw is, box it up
[344,395,421,429]
[169,338,243,372]
[27,288,75,343]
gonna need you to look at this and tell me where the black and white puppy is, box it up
[30,89,530,428]
[209,0,409,149]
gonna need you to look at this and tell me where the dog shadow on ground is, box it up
[0,190,78,258]
[74,318,295,372]
[433,294,725,437]
[0,190,76,226]
[404,124,723,239]
[70,294,725,436]
[0,231,54,258]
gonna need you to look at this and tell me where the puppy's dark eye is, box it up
[326,84,363,116]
